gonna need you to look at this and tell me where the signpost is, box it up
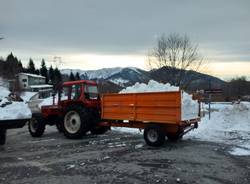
[204,80,223,119]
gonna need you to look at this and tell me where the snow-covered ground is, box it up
[186,102,250,156]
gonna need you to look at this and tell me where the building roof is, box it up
[17,73,46,79]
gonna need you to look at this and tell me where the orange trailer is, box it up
[100,91,200,146]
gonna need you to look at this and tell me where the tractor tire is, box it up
[0,129,6,145]
[144,124,165,147]
[62,105,90,139]
[90,126,109,135]
[28,114,46,137]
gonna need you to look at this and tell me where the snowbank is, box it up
[20,92,38,102]
[0,86,32,120]
[186,102,250,156]
[120,80,199,121]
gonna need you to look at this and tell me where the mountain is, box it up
[149,67,226,91]
[61,67,151,87]
[61,67,226,92]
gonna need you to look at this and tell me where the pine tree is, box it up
[48,65,55,84]
[75,72,80,80]
[27,58,36,74]
[17,60,23,72]
[69,71,75,81]
[54,67,62,82]
[4,52,22,78]
[40,59,48,83]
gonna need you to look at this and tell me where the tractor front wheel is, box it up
[28,114,46,137]
[62,105,89,139]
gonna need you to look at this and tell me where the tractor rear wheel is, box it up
[28,114,46,137]
[144,124,165,147]
[0,129,6,145]
[62,105,89,139]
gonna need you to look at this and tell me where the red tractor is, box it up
[28,80,109,139]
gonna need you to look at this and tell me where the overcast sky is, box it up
[0,0,250,79]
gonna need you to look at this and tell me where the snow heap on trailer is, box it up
[0,85,32,120]
[120,80,199,121]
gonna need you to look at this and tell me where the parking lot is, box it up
[0,126,249,184]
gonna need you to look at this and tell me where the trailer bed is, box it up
[102,91,184,124]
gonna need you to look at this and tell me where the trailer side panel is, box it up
[102,91,181,124]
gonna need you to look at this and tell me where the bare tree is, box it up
[147,33,204,88]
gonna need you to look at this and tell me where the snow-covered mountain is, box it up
[61,66,225,91]
[61,67,150,87]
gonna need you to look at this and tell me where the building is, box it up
[16,73,53,98]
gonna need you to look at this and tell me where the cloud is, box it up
[0,0,250,69]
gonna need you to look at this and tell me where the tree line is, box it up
[0,53,62,86]
[0,53,82,86]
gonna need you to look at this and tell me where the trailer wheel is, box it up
[28,114,46,137]
[144,125,165,147]
[63,105,89,139]
[0,129,6,145]
[90,126,109,135]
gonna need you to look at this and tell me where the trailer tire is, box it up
[0,129,6,145]
[62,105,89,139]
[90,126,109,135]
[28,114,46,137]
[144,124,165,147]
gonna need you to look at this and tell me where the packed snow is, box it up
[186,102,250,156]
[20,92,38,102]
[0,86,32,120]
[120,80,199,121]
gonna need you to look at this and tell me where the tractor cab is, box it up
[58,80,100,109]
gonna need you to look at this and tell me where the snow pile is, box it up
[120,80,199,120]
[187,102,250,156]
[20,92,38,102]
[39,96,57,108]
[0,86,32,120]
